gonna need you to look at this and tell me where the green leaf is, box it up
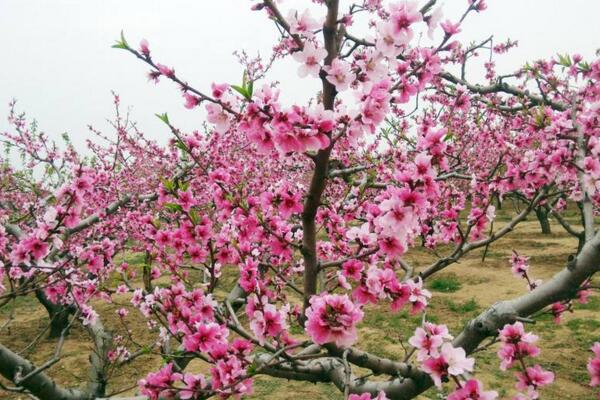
[188,209,200,225]
[232,71,253,100]
[112,30,130,50]
[112,42,128,50]
[579,61,591,72]
[443,129,454,141]
[246,360,258,375]
[120,30,129,47]
[231,85,248,99]
[557,53,572,67]
[175,139,187,152]
[161,178,175,192]
[163,203,183,213]
[247,80,254,98]
[179,181,190,192]
[155,112,170,125]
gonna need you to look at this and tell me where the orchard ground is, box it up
[1,204,598,399]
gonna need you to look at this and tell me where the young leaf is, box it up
[160,178,175,192]
[247,80,254,98]
[231,85,248,99]
[155,112,170,125]
[188,209,200,225]
[163,203,183,213]
[112,30,130,50]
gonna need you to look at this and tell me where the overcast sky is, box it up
[1,0,599,152]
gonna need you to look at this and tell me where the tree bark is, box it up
[0,342,86,400]
[35,290,73,339]
[535,206,552,234]
[301,0,340,311]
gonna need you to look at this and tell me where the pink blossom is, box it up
[21,237,49,261]
[239,258,259,292]
[551,302,568,324]
[378,235,406,258]
[188,245,207,263]
[578,287,591,304]
[177,189,196,212]
[305,293,364,348]
[588,342,600,386]
[409,322,453,361]
[394,77,418,103]
[592,342,600,357]
[80,304,99,326]
[155,230,172,248]
[287,9,321,37]
[348,391,389,400]
[249,303,288,344]
[211,83,229,98]
[139,363,181,399]
[139,39,150,56]
[292,42,327,78]
[499,322,538,344]
[273,130,302,154]
[210,356,252,395]
[182,322,229,353]
[510,252,530,278]
[447,379,498,400]
[324,59,354,92]
[406,278,431,314]
[409,326,444,360]
[515,364,554,394]
[156,63,174,77]
[183,92,200,109]
[72,175,93,194]
[180,373,207,399]
[375,21,401,58]
[388,1,422,43]
[205,103,231,133]
[441,20,462,36]
[426,7,443,38]
[278,188,303,218]
[346,222,376,246]
[377,193,418,238]
[421,342,474,387]
[342,259,363,281]
[414,153,434,179]
[497,322,540,370]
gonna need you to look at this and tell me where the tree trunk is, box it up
[535,207,552,234]
[35,290,72,338]
[578,233,586,254]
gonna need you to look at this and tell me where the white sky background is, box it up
[1,0,599,154]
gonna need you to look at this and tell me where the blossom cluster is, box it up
[497,322,554,399]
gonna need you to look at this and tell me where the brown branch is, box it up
[420,189,545,280]
[301,0,340,311]
[440,71,567,111]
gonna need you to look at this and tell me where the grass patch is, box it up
[0,294,37,315]
[566,318,600,332]
[578,295,600,311]
[428,275,461,293]
[447,298,479,314]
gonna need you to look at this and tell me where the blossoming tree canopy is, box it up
[1,0,600,399]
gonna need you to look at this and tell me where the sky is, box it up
[1,0,599,154]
